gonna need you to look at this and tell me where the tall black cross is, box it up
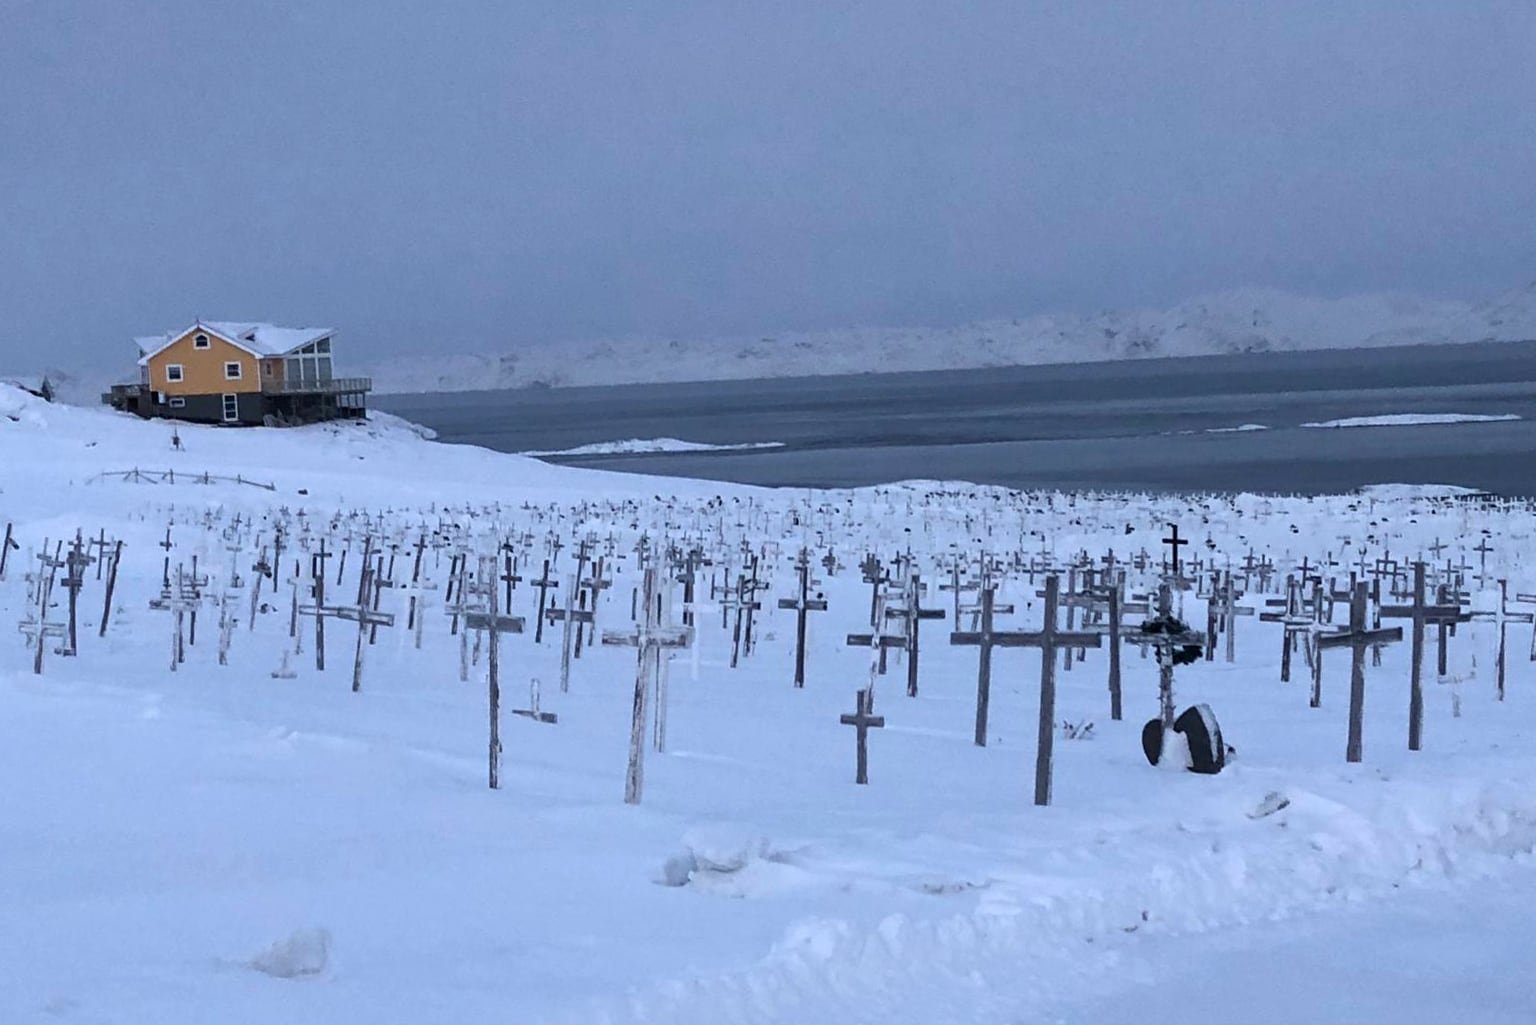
[529,559,559,643]
[1162,524,1189,576]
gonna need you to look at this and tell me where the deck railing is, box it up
[262,376,372,396]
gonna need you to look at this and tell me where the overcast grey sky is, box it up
[2,1,1533,367]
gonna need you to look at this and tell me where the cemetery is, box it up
[5,380,1536,1021]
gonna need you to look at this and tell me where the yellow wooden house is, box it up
[104,321,371,425]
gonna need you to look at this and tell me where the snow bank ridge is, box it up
[572,776,1536,1025]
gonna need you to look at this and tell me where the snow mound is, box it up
[0,383,53,426]
[247,927,331,979]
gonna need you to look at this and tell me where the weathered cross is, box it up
[839,687,885,785]
[468,555,524,789]
[1470,580,1534,702]
[1318,581,1403,763]
[777,550,828,688]
[1124,584,1206,730]
[884,570,946,697]
[603,566,692,805]
[1014,575,1104,805]
[545,572,595,693]
[1380,561,1470,751]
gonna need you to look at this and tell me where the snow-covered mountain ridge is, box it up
[362,279,1536,394]
[9,280,1536,404]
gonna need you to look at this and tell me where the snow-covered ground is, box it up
[3,385,1536,1024]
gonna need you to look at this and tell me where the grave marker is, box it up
[839,687,884,785]
[1319,582,1403,763]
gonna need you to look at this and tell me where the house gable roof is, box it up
[135,321,334,365]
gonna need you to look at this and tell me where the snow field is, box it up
[3,384,1536,1023]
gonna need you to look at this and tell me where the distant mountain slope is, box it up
[363,279,1536,394]
[12,280,1536,404]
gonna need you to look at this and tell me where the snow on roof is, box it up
[201,322,333,356]
[135,322,335,364]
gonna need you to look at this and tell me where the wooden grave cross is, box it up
[1206,571,1255,664]
[544,569,595,692]
[1123,583,1206,730]
[529,558,559,643]
[777,551,828,688]
[1470,580,1534,702]
[1088,574,1148,722]
[839,687,885,785]
[468,557,524,789]
[17,560,67,675]
[1318,581,1403,763]
[1432,580,1469,677]
[719,568,764,669]
[147,566,203,673]
[1472,538,1496,589]
[884,570,945,697]
[97,539,123,638]
[1380,561,1470,750]
[950,584,1027,748]
[1006,575,1104,806]
[846,584,908,679]
[60,535,95,657]
[1261,574,1319,684]
[512,676,558,724]
[603,566,692,805]
[0,521,19,581]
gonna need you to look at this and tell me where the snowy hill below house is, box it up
[361,279,1536,394]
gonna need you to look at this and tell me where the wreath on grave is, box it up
[1138,613,1204,665]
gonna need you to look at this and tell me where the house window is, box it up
[165,363,184,383]
[222,394,239,422]
[168,397,186,409]
[224,361,243,380]
[193,333,210,349]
